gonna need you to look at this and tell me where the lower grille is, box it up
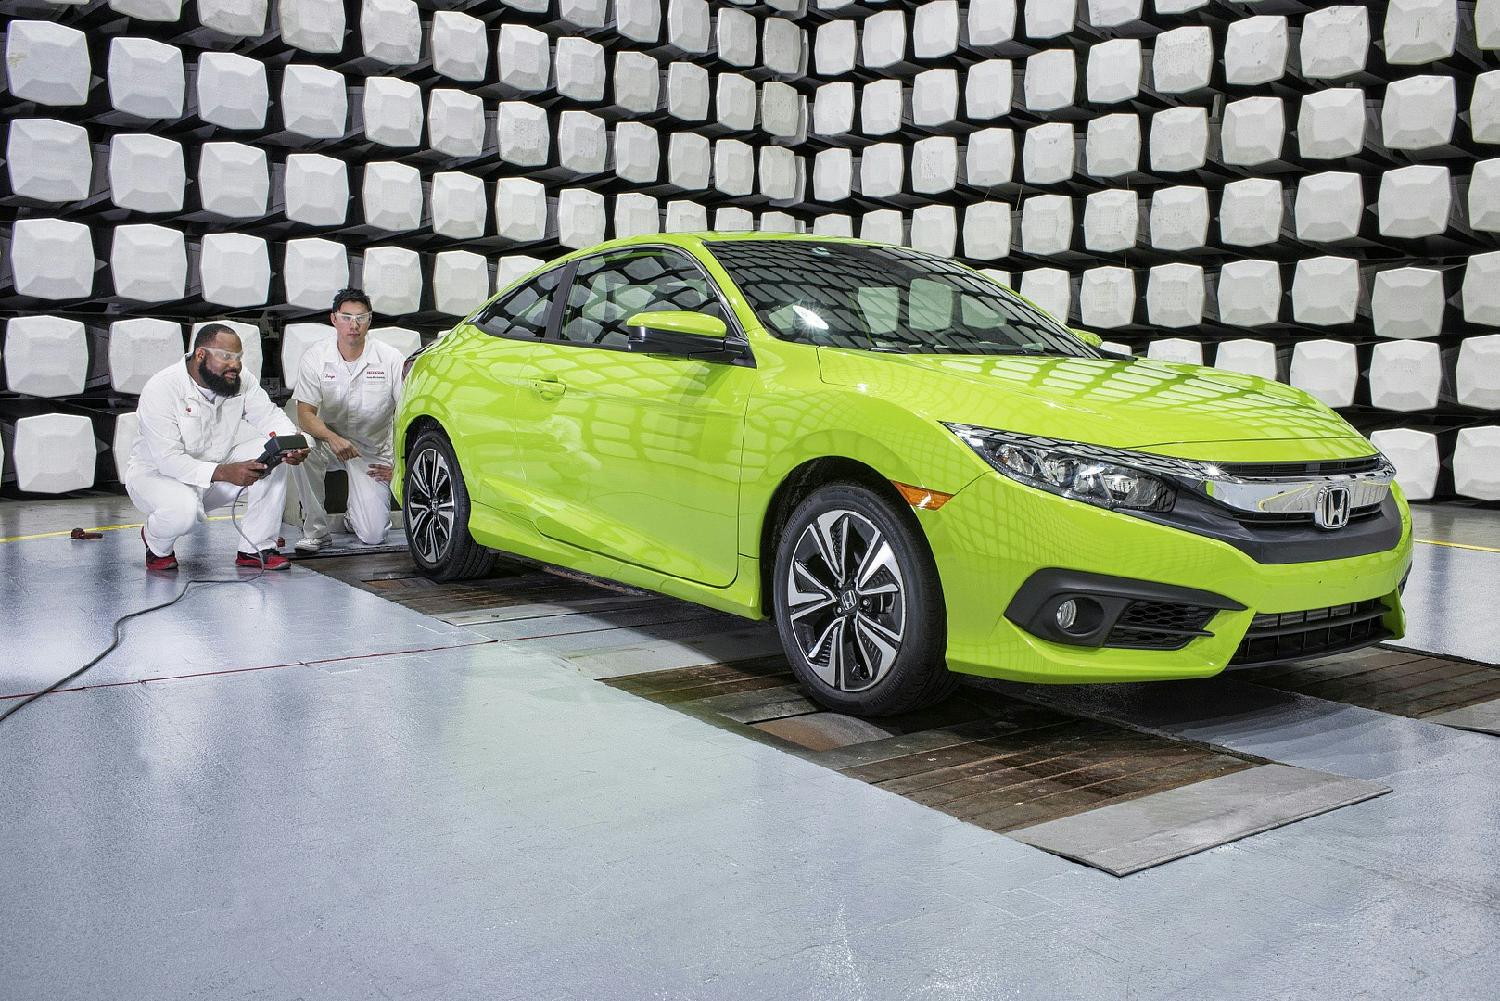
[1106,600,1217,651]
[1231,598,1390,667]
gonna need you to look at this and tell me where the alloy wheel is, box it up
[406,446,455,565]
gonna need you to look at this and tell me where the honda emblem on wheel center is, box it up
[1314,485,1352,530]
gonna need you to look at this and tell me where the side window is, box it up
[474,267,563,340]
[559,250,726,348]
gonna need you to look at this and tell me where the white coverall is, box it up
[126,360,298,556]
[291,336,408,546]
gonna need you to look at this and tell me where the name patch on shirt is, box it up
[323,362,340,381]
[366,368,387,381]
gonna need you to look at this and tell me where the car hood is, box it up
[817,349,1365,454]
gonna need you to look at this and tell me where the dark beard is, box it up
[199,366,241,396]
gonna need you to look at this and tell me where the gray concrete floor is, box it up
[1,496,1497,1001]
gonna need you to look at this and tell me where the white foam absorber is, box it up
[614,192,660,238]
[1385,0,1458,66]
[962,201,1012,261]
[282,239,348,310]
[1152,26,1213,95]
[666,0,711,56]
[110,224,185,302]
[554,37,607,104]
[1382,76,1457,151]
[1149,107,1208,173]
[815,19,856,76]
[966,59,1014,122]
[1021,194,1073,255]
[8,414,95,493]
[431,172,486,239]
[1289,339,1358,407]
[1146,264,1205,328]
[914,0,959,59]
[979,269,1011,291]
[913,69,959,128]
[716,74,756,133]
[432,251,489,318]
[1021,268,1073,324]
[911,137,958,196]
[362,77,424,148]
[763,20,807,79]
[198,142,268,219]
[714,139,756,197]
[557,111,607,175]
[1086,114,1139,177]
[1214,339,1279,380]
[496,101,550,167]
[861,8,908,70]
[4,20,90,107]
[814,82,854,138]
[613,121,659,184]
[812,214,853,238]
[557,188,606,249]
[1294,172,1363,243]
[109,318,184,394]
[192,320,261,383]
[8,219,94,300]
[280,65,347,140]
[1369,429,1438,501]
[1150,186,1209,251]
[612,51,660,116]
[1022,123,1075,185]
[861,79,903,136]
[497,23,551,94]
[1024,0,1074,39]
[1225,15,1289,86]
[495,255,544,291]
[1147,338,1203,365]
[1465,251,1500,324]
[362,161,423,232]
[1371,267,1445,339]
[3,316,87,398]
[666,200,709,234]
[666,63,710,122]
[1086,0,1147,30]
[1473,73,1500,145]
[6,119,91,204]
[360,0,420,67]
[427,90,485,159]
[1298,89,1368,160]
[969,0,1019,47]
[107,37,184,120]
[495,177,548,242]
[718,7,758,67]
[1482,0,1500,49]
[759,147,800,202]
[1301,6,1369,81]
[814,148,853,203]
[910,205,957,257]
[1217,260,1282,327]
[668,133,710,190]
[111,411,138,481]
[1292,257,1361,325]
[1080,267,1135,329]
[1023,49,1076,113]
[283,153,349,227]
[1219,178,1283,249]
[1457,335,1500,409]
[195,53,268,130]
[1378,165,1453,238]
[1369,340,1442,411]
[967,128,1016,187]
[199,233,270,309]
[1087,38,1141,106]
[280,0,345,54]
[858,143,904,199]
[615,0,661,44]
[1083,189,1138,253]
[107,134,185,214]
[431,11,488,83]
[1453,427,1500,500]
[859,209,905,245]
[714,206,754,232]
[280,322,332,387]
[362,247,422,316]
[1221,97,1285,168]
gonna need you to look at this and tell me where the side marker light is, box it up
[891,481,955,510]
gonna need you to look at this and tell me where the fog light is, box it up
[1055,599,1078,631]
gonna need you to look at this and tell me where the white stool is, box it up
[1020,268,1073,324]
[1289,339,1358,407]
[1225,15,1289,85]
[861,79,904,137]
[555,36,606,103]
[1023,49,1076,112]
[1149,107,1208,173]
[3,20,90,107]
[1149,186,1209,251]
[909,205,957,258]
[280,0,344,54]
[280,65,347,140]
[283,153,349,227]
[911,137,958,196]
[8,414,95,493]
[717,7,758,68]
[107,37,184,120]
[665,201,709,234]
[281,239,349,310]
[362,247,422,316]
[1083,189,1138,253]
[1147,338,1203,365]
[1221,96,1285,167]
[1217,260,1282,327]
[1146,264,1205,328]
[427,90,486,159]
[1298,89,1367,160]
[431,11,488,83]
[3,316,87,398]
[1021,194,1073,255]
[6,119,90,204]
[1022,123,1075,185]
[362,161,422,232]
[913,69,959,128]
[1292,257,1361,325]
[967,128,1016,186]
[1378,165,1453,238]
[1294,172,1362,243]
[1300,5,1369,80]
[1152,26,1213,94]
[556,188,606,249]
[612,51,660,115]
[107,134,184,213]
[195,53,267,130]
[496,102,550,168]
[668,133,711,190]
[1369,429,1438,500]
[1369,340,1441,411]
[431,172,487,239]
[1079,267,1135,329]
[8,219,94,300]
[1371,268,1444,339]
[1462,251,1500,325]
[1086,114,1139,177]
[814,82,855,138]
[1456,336,1500,409]
[1086,38,1141,106]
[759,146,800,201]
[109,318,184,395]
[1453,427,1500,500]
[497,24,551,94]
[494,177,548,243]
[199,233,270,308]
[614,192,660,239]
[362,77,423,148]
[962,201,1012,261]
[965,59,1014,122]
[1383,76,1457,151]
[1384,0,1458,65]
[360,0,420,67]
[1219,178,1282,248]
[1214,339,1279,380]
[666,63,710,122]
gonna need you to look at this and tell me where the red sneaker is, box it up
[235,549,291,571]
[142,527,178,572]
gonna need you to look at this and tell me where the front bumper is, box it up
[922,471,1413,684]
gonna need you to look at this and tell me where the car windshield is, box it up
[707,240,1097,358]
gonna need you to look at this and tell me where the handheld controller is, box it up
[255,433,310,469]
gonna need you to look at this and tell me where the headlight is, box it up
[945,424,1190,512]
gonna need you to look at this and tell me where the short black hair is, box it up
[193,322,237,351]
[331,287,372,313]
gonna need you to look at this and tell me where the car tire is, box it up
[771,482,957,717]
[403,427,495,581]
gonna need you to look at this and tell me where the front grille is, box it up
[1214,456,1385,479]
[1106,600,1217,651]
[1229,503,1384,528]
[1231,598,1390,667]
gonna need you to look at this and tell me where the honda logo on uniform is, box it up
[1314,485,1352,530]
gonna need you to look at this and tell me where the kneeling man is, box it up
[126,323,309,571]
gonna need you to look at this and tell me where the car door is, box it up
[446,266,564,516]
[514,246,755,587]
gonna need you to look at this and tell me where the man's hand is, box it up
[281,449,311,467]
[213,460,268,487]
[368,462,394,484]
[328,435,360,462]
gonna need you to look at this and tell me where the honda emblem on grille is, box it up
[1314,485,1352,530]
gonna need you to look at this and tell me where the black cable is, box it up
[0,485,269,727]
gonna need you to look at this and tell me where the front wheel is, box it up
[771,483,956,717]
[403,428,495,581]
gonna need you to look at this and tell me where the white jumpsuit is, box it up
[125,361,298,556]
[291,335,408,546]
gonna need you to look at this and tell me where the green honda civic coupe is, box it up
[393,233,1413,715]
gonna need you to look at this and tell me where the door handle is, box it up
[529,377,567,400]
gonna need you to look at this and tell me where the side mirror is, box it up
[626,310,739,362]
[1070,327,1104,348]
